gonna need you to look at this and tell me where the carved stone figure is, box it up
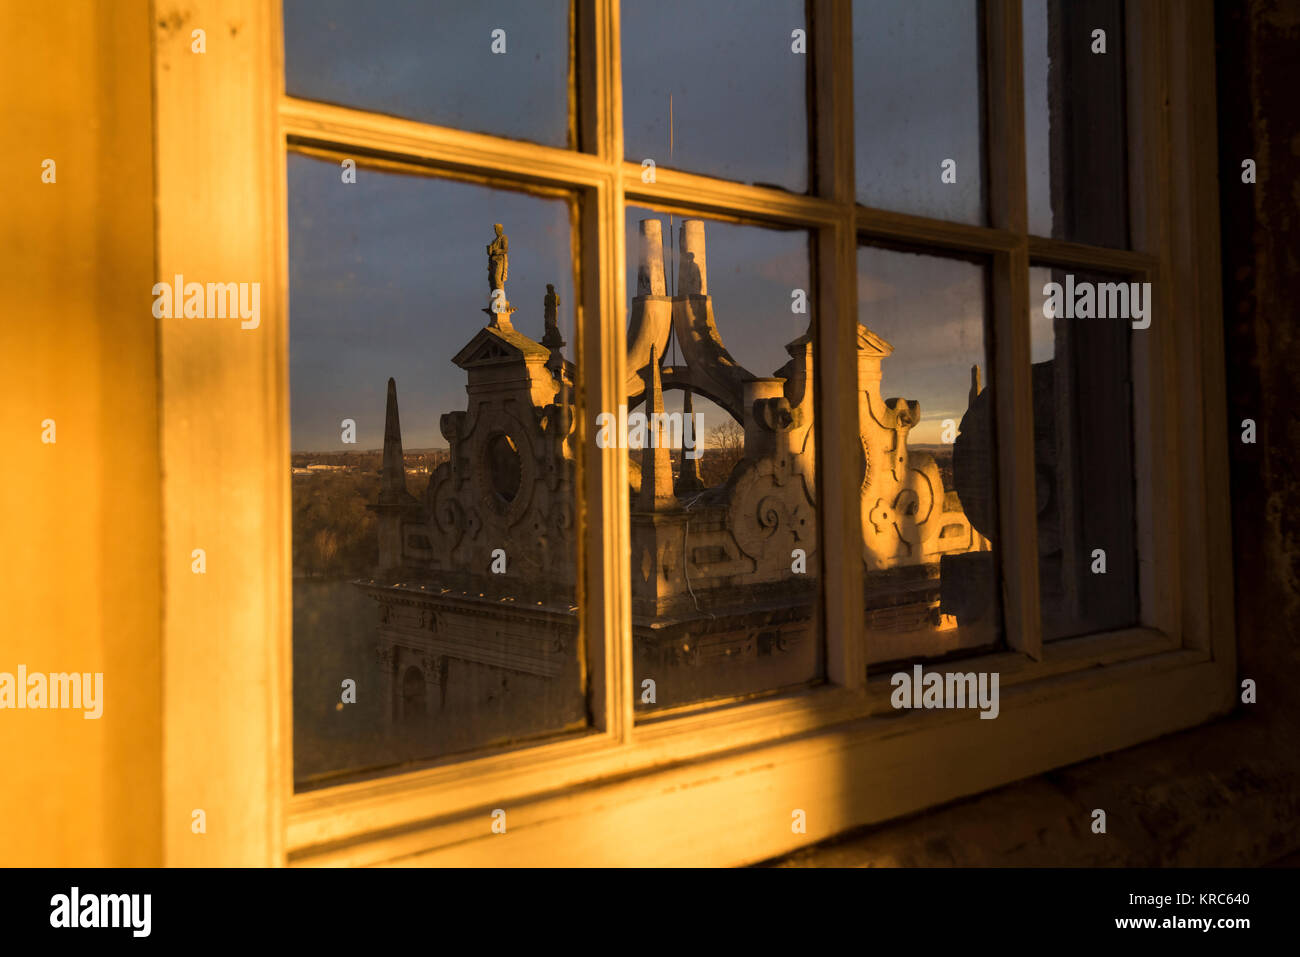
[542,283,564,349]
[487,223,509,292]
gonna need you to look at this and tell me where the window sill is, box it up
[287,628,1224,866]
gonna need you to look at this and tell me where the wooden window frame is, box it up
[154,0,1234,866]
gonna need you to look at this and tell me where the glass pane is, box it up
[621,0,809,192]
[856,245,1002,665]
[289,153,584,788]
[1029,266,1140,639]
[283,0,572,149]
[1023,0,1130,246]
[623,207,821,713]
[853,0,986,224]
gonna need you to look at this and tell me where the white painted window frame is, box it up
[153,0,1234,866]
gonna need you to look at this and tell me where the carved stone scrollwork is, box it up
[788,501,813,544]
[430,490,467,554]
[376,643,396,669]
[730,456,817,564]
[883,398,919,483]
[459,505,482,543]
[868,498,891,535]
[756,495,784,540]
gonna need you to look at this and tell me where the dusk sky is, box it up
[287,153,575,452]
[284,0,571,147]
[853,0,985,223]
[621,0,809,192]
[283,1,1035,451]
[856,245,990,444]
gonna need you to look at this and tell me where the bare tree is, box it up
[702,419,745,487]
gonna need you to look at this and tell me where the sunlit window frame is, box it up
[154,0,1235,866]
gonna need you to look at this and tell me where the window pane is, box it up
[1023,0,1130,246]
[283,0,572,149]
[853,0,986,224]
[857,245,1003,665]
[621,1,809,192]
[623,207,821,713]
[1029,266,1140,639]
[289,154,584,788]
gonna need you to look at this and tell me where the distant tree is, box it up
[711,419,744,451]
[702,419,745,487]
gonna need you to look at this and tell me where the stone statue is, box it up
[542,283,564,349]
[544,283,559,323]
[487,224,509,293]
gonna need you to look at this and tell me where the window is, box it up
[853,0,986,223]
[283,0,574,149]
[855,243,1003,666]
[621,208,821,714]
[287,155,586,786]
[1022,0,1130,247]
[154,0,1235,865]
[1028,264,1140,640]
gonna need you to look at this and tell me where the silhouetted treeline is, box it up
[293,470,380,578]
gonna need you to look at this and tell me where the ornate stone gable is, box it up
[359,219,995,725]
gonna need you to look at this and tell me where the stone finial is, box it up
[969,363,982,406]
[675,388,705,496]
[379,377,410,505]
[637,219,667,297]
[678,219,707,296]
